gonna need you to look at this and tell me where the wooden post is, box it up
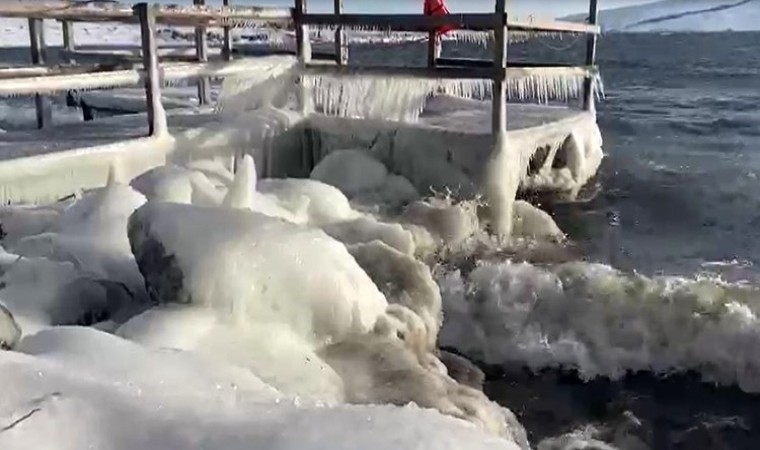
[334,0,347,65]
[427,32,439,68]
[134,3,163,136]
[222,0,233,61]
[194,0,211,105]
[491,0,507,135]
[295,0,311,114]
[583,0,599,111]
[28,18,51,129]
[61,20,78,108]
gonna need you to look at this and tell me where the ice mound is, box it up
[323,216,416,255]
[439,260,760,393]
[512,200,565,242]
[257,178,359,225]
[8,176,147,294]
[117,306,347,403]
[403,197,481,248]
[128,201,387,347]
[0,327,522,450]
[311,149,389,196]
[131,164,225,206]
[311,149,420,209]
[347,241,442,351]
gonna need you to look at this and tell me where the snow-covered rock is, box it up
[127,201,387,348]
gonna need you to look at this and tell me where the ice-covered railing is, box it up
[0,1,296,131]
[0,1,293,28]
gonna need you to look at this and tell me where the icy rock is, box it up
[320,333,514,440]
[0,252,141,334]
[322,216,416,255]
[0,204,66,245]
[0,302,21,350]
[10,181,147,291]
[310,149,388,197]
[347,241,442,351]
[127,202,387,348]
[439,350,486,391]
[353,174,421,209]
[257,178,359,225]
[403,198,480,247]
[512,200,565,242]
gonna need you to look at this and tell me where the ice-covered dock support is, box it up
[134,3,167,136]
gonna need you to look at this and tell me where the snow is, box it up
[566,0,760,32]
[0,327,521,450]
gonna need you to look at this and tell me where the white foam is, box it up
[439,260,760,393]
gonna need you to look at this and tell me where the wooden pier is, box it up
[0,0,600,133]
[0,0,601,204]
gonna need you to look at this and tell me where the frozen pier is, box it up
[0,0,603,209]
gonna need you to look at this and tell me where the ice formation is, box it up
[1,326,524,450]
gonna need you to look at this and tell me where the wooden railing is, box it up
[0,0,601,138]
[292,0,601,136]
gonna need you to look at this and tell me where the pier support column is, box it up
[334,0,348,65]
[28,18,51,129]
[222,0,233,61]
[491,0,507,135]
[295,0,312,115]
[62,20,78,109]
[135,3,165,136]
[583,0,599,111]
[194,0,211,105]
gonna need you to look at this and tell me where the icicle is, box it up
[223,154,256,210]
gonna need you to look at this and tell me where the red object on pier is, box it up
[424,0,455,36]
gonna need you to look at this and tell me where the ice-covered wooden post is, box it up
[222,0,233,61]
[583,0,599,111]
[194,0,212,105]
[28,18,51,129]
[492,0,508,135]
[61,20,79,110]
[134,3,164,136]
[295,0,312,114]
[334,0,348,65]
[427,32,439,68]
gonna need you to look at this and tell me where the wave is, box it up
[439,260,760,393]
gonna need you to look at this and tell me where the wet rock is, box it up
[0,302,21,350]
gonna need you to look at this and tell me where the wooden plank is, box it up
[194,0,211,105]
[506,18,600,34]
[436,57,592,69]
[583,0,599,111]
[134,3,163,136]
[301,13,497,32]
[28,18,52,129]
[0,63,133,80]
[303,63,498,80]
[222,0,233,61]
[492,1,507,136]
[0,3,293,26]
[334,0,347,65]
